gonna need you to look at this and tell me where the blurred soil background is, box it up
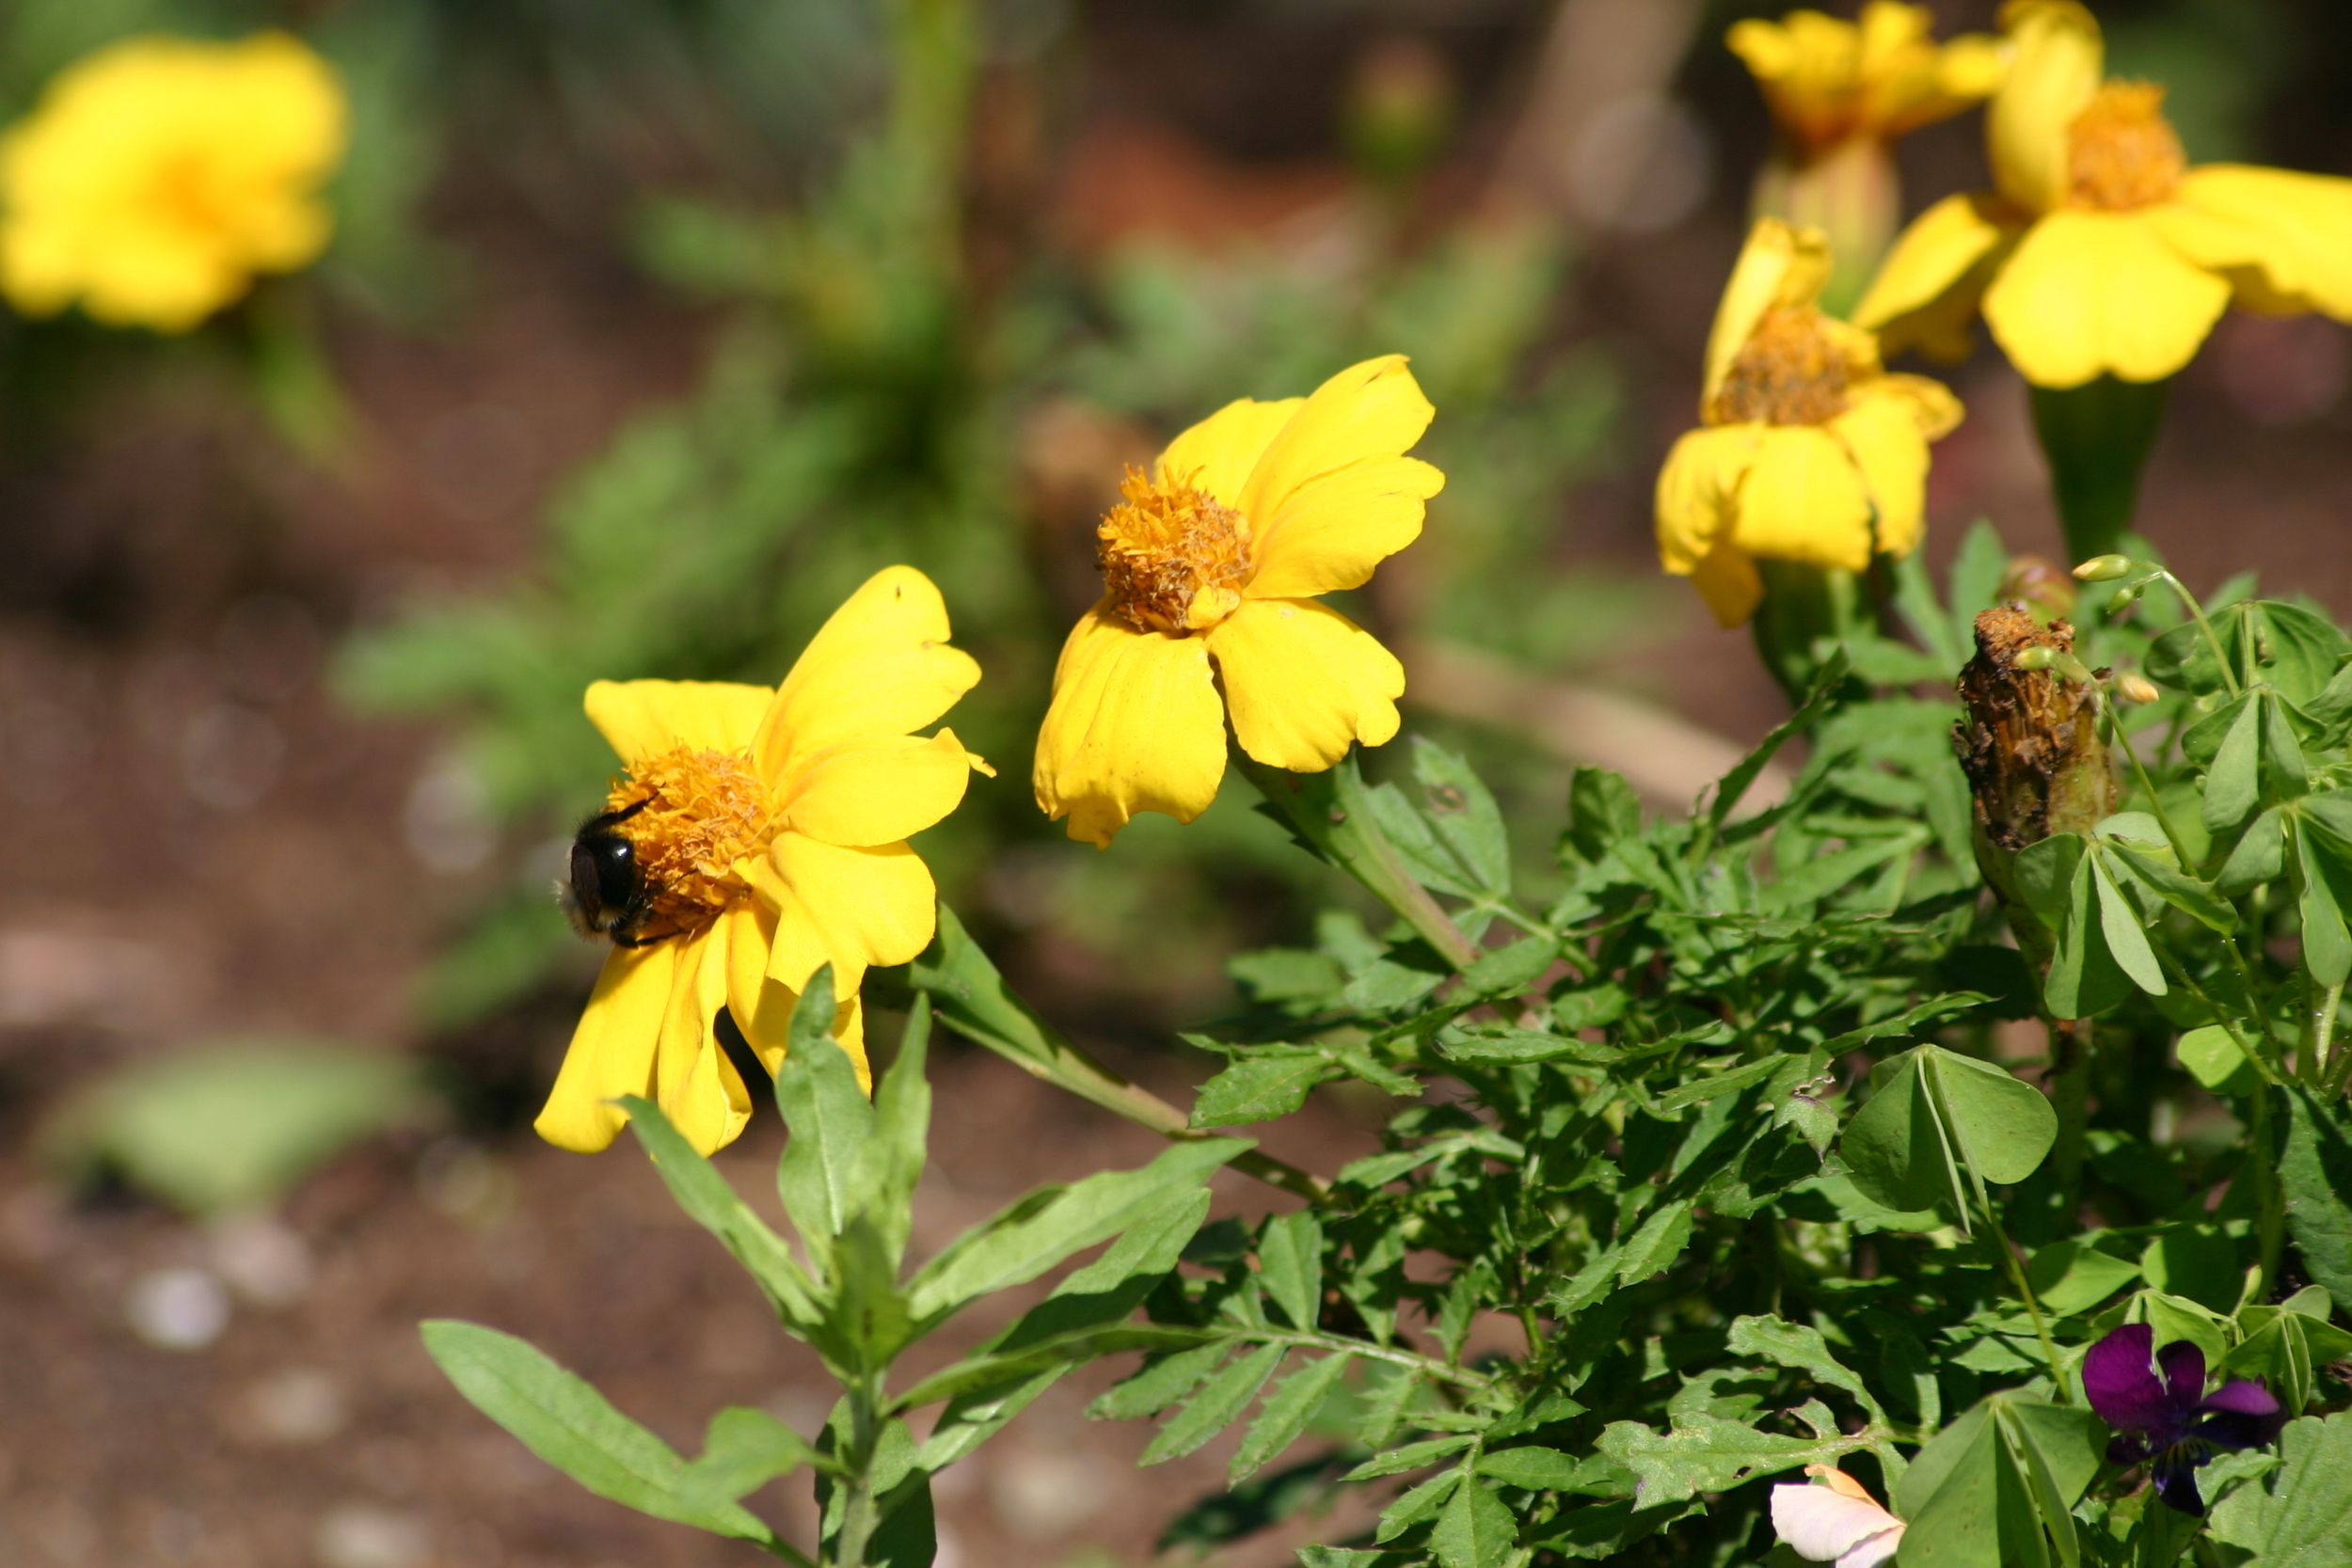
[2,1,2351,1565]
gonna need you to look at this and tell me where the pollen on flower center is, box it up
[2068,82,2185,212]
[606,745,773,938]
[1711,307,1852,425]
[1096,466,1255,634]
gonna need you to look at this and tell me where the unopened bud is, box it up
[1999,555,2077,624]
[2013,645,2057,671]
[2117,673,2161,704]
[2073,554,2134,581]
[2053,651,2096,684]
[2106,583,2144,614]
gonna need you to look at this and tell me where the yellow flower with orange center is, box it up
[1729,2,2004,162]
[1033,356,1444,847]
[537,566,989,1156]
[1657,217,1962,628]
[1856,0,2352,388]
[0,33,346,332]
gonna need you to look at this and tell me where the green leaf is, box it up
[2109,844,2237,934]
[1193,1053,1333,1127]
[1656,1054,1788,1113]
[1551,983,1630,1031]
[2207,1413,2352,1568]
[1230,1352,1352,1483]
[2092,855,2168,998]
[1596,1414,1854,1504]
[1710,647,1849,832]
[1343,1435,1476,1482]
[1376,1467,1465,1542]
[1898,1396,2098,1568]
[1843,1053,1967,1220]
[677,1407,821,1513]
[774,965,874,1246]
[420,1321,773,1542]
[1432,1473,1517,1568]
[1930,1048,2060,1187]
[1410,737,1512,899]
[2205,695,2265,834]
[1140,1340,1288,1465]
[1461,935,1556,997]
[1615,1201,1694,1286]
[2150,601,2349,705]
[2026,1240,2141,1316]
[2296,818,2352,990]
[1565,766,1642,863]
[907,1137,1245,1325]
[2280,1086,2352,1316]
[814,1213,915,1375]
[1724,1315,1882,1420]
[2220,806,2290,895]
[2137,1224,2240,1314]
[861,997,931,1270]
[615,1096,819,1327]
[1089,1340,1234,1422]
[1258,1211,1325,1331]
[891,1323,1216,1411]
[1476,1447,1587,1490]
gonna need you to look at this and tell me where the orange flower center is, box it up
[1711,307,1852,425]
[2067,83,2185,212]
[1096,466,1254,634]
[605,745,772,940]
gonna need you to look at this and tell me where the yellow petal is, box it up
[534,943,674,1151]
[1832,381,1947,560]
[721,901,872,1092]
[1691,540,1765,628]
[1209,597,1405,773]
[1031,605,1227,847]
[1655,425,1764,575]
[1704,219,1835,410]
[1155,397,1306,506]
[759,833,937,996]
[1853,193,2016,360]
[1245,454,1444,600]
[584,680,773,765]
[1983,210,2231,387]
[1933,31,2009,102]
[756,566,980,771]
[1988,1,2102,214]
[652,924,751,1156]
[782,729,977,847]
[2150,166,2352,320]
[1237,356,1435,530]
[1730,426,1876,572]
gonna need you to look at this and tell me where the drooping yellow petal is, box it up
[1655,425,1764,575]
[1703,220,1834,410]
[759,834,938,997]
[1832,380,1950,560]
[1245,454,1445,600]
[756,566,980,770]
[1854,193,2019,361]
[1209,598,1404,773]
[651,923,750,1155]
[1690,541,1765,628]
[721,901,871,1092]
[1988,1,2103,214]
[534,942,675,1153]
[1729,426,1876,573]
[2149,166,2352,320]
[1237,356,1435,531]
[1155,397,1306,507]
[1031,605,1227,847]
[584,679,773,766]
[1983,209,2231,387]
[781,729,978,848]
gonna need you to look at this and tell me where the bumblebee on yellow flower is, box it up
[1856,0,2352,388]
[0,32,346,332]
[1656,217,1962,629]
[538,567,989,1157]
[1033,356,1443,847]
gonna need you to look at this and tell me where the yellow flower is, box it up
[0,33,346,332]
[1728,2,2004,161]
[1033,356,1444,847]
[1856,0,2352,388]
[537,566,988,1156]
[1656,217,1962,628]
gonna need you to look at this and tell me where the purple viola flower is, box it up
[2082,1323,2287,1514]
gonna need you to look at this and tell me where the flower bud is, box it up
[2117,673,2161,704]
[2073,554,2135,581]
[2012,645,2057,671]
[2106,583,2144,614]
[1999,555,2077,624]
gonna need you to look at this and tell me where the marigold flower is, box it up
[1729,3,2004,161]
[1032,356,1444,847]
[1771,1465,1905,1568]
[2083,1323,2285,1514]
[0,33,345,332]
[1856,0,2352,388]
[537,566,988,1156]
[1656,217,1962,627]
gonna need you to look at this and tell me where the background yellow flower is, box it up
[1855,0,2352,388]
[1033,356,1443,847]
[1657,218,1961,627]
[1729,2,2003,160]
[537,566,985,1156]
[0,32,346,332]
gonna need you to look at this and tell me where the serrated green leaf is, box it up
[1376,1466,1465,1542]
[1140,1340,1288,1466]
[1596,1414,1852,1504]
[1090,1339,1235,1422]
[2280,1086,2352,1316]
[1461,935,1555,996]
[1412,738,1512,898]
[1259,1211,1324,1331]
[1432,1472,1516,1568]
[1475,1447,1584,1490]
[1193,1053,1333,1127]
[1231,1352,1352,1483]
[892,1323,1214,1412]
[774,965,873,1246]
[1724,1314,1883,1420]
[1344,1435,1476,1482]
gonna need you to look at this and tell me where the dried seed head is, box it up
[1952,607,2116,856]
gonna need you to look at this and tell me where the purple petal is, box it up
[2157,1339,2208,1411]
[2152,1454,2208,1516]
[2106,1433,2150,1466]
[2198,1380,2280,1418]
[2196,1381,2287,1450]
[2084,1324,2171,1433]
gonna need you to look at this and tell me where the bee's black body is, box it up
[559,799,661,946]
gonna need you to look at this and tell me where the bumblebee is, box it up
[558,799,661,946]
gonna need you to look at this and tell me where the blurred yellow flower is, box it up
[538,567,988,1156]
[0,33,345,332]
[1857,0,2352,388]
[1033,356,1443,847]
[1657,217,1962,627]
[1729,2,2003,160]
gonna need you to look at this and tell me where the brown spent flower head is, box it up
[1096,465,1255,634]
[1708,307,1855,425]
[604,745,773,942]
[1953,606,2116,854]
[2068,81,2185,212]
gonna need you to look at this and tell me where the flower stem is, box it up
[2153,570,2243,701]
[1981,1195,2070,1402]
[2249,1084,2283,1299]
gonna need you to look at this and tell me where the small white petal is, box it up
[1772,1484,1903,1562]
[1838,1524,1905,1568]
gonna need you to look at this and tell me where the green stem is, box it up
[832,1377,882,1568]
[2249,1084,2283,1300]
[1981,1196,2070,1402]
[2049,1018,2091,1224]
[2155,570,2243,701]
[2104,697,2197,868]
[2309,981,2344,1087]
[1255,1327,1495,1389]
